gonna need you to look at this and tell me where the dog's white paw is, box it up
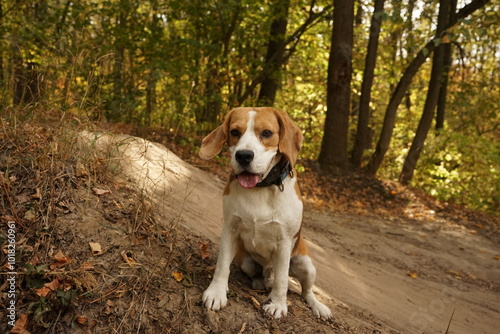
[202,284,227,311]
[263,300,288,319]
[310,301,332,320]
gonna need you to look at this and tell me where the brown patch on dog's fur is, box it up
[292,235,309,256]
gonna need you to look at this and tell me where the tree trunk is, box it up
[436,0,457,132]
[351,0,385,167]
[365,0,490,175]
[110,2,127,121]
[145,69,156,126]
[202,62,222,124]
[399,0,451,185]
[0,2,3,95]
[257,0,290,106]
[318,0,354,173]
[404,0,416,111]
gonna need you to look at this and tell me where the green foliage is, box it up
[28,296,52,329]
[0,0,498,213]
[24,263,50,289]
[416,132,499,213]
[56,289,78,306]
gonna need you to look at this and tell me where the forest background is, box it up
[1,0,498,214]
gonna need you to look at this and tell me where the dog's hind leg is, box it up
[289,254,332,319]
[240,256,269,290]
[234,241,269,290]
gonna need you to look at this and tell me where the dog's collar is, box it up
[255,159,293,191]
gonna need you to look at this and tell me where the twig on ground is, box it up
[444,308,456,334]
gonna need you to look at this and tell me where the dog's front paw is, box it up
[202,284,227,311]
[303,293,332,320]
[310,301,332,320]
[263,299,288,319]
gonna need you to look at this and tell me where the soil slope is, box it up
[88,132,500,334]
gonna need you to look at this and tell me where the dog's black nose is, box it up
[235,150,254,166]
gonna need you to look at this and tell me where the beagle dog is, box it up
[199,107,331,320]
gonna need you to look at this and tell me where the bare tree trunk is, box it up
[365,0,490,176]
[0,2,3,96]
[436,0,457,132]
[351,0,385,167]
[257,0,290,106]
[145,69,156,126]
[318,0,354,174]
[404,0,416,111]
[110,1,127,120]
[399,0,451,185]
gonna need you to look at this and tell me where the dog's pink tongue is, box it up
[237,172,260,189]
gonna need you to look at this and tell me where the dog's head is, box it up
[199,107,303,189]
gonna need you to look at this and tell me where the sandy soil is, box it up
[86,132,499,334]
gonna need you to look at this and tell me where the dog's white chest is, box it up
[223,178,302,263]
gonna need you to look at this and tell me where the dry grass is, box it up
[0,107,187,333]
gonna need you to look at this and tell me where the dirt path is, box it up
[88,132,500,333]
[304,211,499,333]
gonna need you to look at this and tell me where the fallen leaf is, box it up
[92,187,111,196]
[50,250,71,269]
[35,286,51,297]
[11,313,30,334]
[198,241,210,259]
[89,242,103,256]
[54,250,70,263]
[3,262,14,270]
[76,315,88,325]
[406,271,418,279]
[171,272,183,282]
[44,278,61,291]
[493,255,500,260]
[28,254,41,266]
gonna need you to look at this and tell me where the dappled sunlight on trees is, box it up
[0,0,497,213]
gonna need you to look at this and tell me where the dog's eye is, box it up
[230,129,240,137]
[261,130,273,139]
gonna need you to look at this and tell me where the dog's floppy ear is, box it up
[275,109,303,166]
[199,111,233,160]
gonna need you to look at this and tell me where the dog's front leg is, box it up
[202,224,238,311]
[263,241,292,319]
